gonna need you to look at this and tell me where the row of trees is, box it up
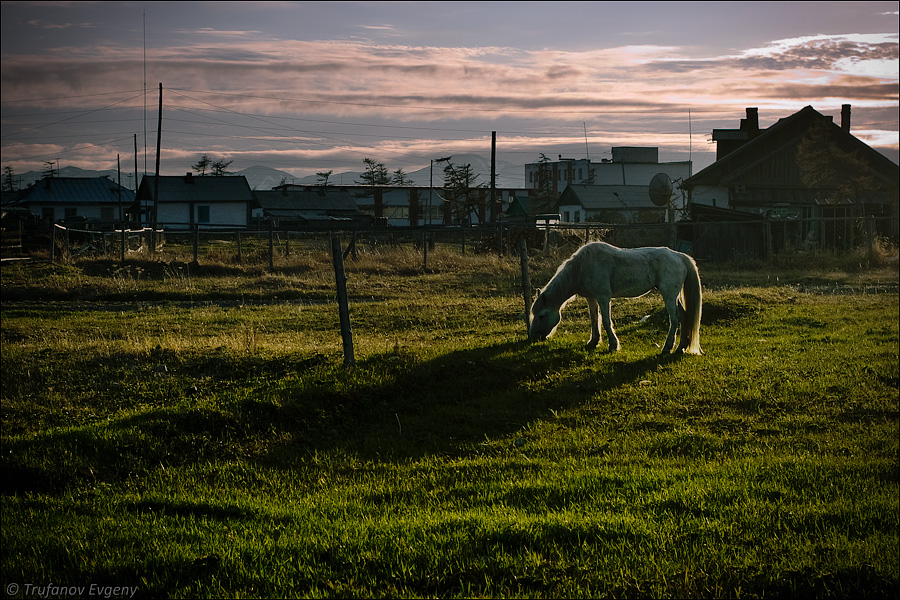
[347,157,489,224]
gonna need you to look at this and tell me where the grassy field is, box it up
[1,244,898,598]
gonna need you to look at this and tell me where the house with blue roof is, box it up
[14,176,136,229]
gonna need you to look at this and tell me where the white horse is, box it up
[529,242,703,355]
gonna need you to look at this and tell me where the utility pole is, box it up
[490,131,497,222]
[152,83,162,252]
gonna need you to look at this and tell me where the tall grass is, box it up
[1,249,897,598]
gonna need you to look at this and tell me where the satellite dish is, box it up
[648,173,673,207]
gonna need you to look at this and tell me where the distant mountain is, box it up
[9,155,525,193]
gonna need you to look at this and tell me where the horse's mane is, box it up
[540,247,585,304]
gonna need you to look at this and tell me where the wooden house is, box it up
[14,176,135,229]
[133,173,254,229]
[252,187,371,229]
[682,105,899,244]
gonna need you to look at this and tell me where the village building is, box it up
[555,184,667,224]
[132,173,254,229]
[682,105,900,248]
[10,176,135,229]
[252,187,370,228]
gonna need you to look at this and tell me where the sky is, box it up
[2,1,898,188]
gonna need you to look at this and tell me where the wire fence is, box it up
[8,214,897,268]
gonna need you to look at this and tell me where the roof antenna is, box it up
[583,123,590,161]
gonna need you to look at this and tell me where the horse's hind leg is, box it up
[585,297,601,350]
[599,298,619,352]
[661,295,679,354]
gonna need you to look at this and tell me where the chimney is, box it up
[841,104,851,132]
[742,107,759,134]
[184,172,194,183]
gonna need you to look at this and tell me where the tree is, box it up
[210,158,234,176]
[42,160,58,179]
[442,161,483,224]
[356,158,390,219]
[3,166,17,192]
[356,158,390,187]
[192,155,234,176]
[535,153,554,200]
[192,154,212,176]
[316,170,333,186]
[392,168,414,186]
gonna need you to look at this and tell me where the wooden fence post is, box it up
[236,230,242,264]
[192,225,199,263]
[331,236,355,365]
[422,228,428,271]
[268,222,275,270]
[866,214,876,263]
[519,237,532,336]
[50,224,57,263]
[119,224,126,262]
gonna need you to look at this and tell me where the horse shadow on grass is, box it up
[1,338,684,494]
[253,339,686,463]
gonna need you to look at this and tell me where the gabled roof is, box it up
[506,195,556,219]
[18,177,136,205]
[137,174,253,203]
[684,106,899,189]
[557,184,659,210]
[254,188,359,212]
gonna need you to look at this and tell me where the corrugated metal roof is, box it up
[138,175,253,203]
[21,177,136,205]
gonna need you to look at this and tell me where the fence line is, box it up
[37,214,897,267]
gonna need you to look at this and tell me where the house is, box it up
[13,176,136,229]
[682,105,899,243]
[524,148,692,200]
[252,187,370,228]
[504,191,558,224]
[133,173,254,229]
[555,184,668,224]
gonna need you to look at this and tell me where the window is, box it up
[197,205,210,223]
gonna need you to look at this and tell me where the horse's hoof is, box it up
[585,341,599,350]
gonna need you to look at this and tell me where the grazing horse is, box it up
[529,242,703,355]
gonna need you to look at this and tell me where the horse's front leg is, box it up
[599,297,619,352]
[661,296,680,354]
[585,297,601,350]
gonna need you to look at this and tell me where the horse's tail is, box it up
[678,253,703,355]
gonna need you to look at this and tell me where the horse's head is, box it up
[528,291,561,343]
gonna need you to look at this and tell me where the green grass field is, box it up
[2,246,898,598]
